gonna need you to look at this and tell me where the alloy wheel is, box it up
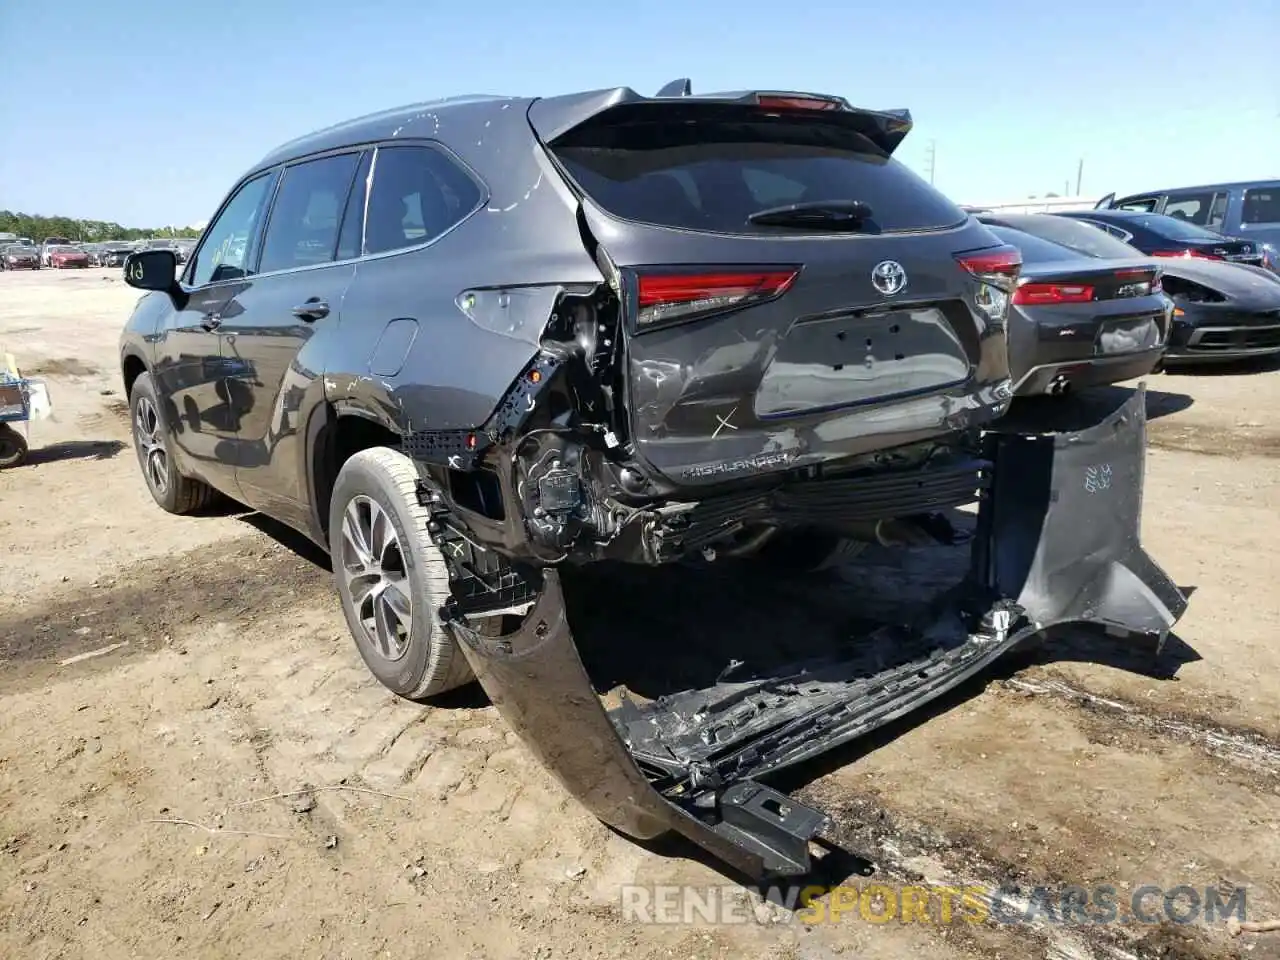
[340,495,413,662]
[133,395,169,496]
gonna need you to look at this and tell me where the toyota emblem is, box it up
[871,260,908,296]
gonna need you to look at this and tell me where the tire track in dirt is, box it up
[796,784,1242,960]
[0,531,333,694]
[1006,675,1280,780]
[780,666,1280,960]
[1147,421,1280,459]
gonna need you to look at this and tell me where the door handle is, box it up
[200,313,222,331]
[292,298,330,321]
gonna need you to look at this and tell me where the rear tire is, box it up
[128,371,217,514]
[0,424,28,469]
[328,446,502,701]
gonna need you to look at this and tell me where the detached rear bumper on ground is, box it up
[443,387,1186,878]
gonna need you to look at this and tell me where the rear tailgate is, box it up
[531,94,1018,490]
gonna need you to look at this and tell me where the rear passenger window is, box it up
[258,152,361,273]
[549,106,965,234]
[1242,189,1280,226]
[1115,197,1159,213]
[364,144,484,255]
[1162,192,1215,225]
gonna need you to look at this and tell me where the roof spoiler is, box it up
[655,78,692,97]
[529,86,915,155]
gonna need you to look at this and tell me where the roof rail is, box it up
[655,78,692,97]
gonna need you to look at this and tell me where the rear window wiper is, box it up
[747,199,876,231]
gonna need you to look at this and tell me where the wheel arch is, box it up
[121,350,148,399]
[305,402,404,544]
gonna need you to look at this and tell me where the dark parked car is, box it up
[984,213,1280,363]
[100,243,135,267]
[0,244,41,270]
[138,238,191,265]
[118,84,1185,878]
[1095,180,1280,269]
[975,223,1168,395]
[1053,209,1265,267]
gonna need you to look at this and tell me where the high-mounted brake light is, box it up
[633,268,800,332]
[1013,283,1094,305]
[1151,249,1222,261]
[755,95,843,112]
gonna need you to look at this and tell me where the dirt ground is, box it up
[1,267,1278,960]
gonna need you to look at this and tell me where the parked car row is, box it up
[1095,180,1280,267]
[0,236,202,271]
[966,202,1280,396]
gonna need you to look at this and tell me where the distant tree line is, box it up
[0,210,201,242]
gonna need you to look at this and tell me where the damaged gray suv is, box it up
[119,80,1187,879]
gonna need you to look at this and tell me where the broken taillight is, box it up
[954,245,1022,324]
[631,268,800,333]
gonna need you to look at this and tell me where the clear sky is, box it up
[2,0,1277,227]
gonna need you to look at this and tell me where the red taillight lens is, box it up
[1152,249,1222,261]
[755,94,843,112]
[634,268,800,332]
[954,245,1023,281]
[1013,282,1095,305]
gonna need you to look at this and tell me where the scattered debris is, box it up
[290,793,316,815]
[146,818,295,842]
[59,641,128,666]
[565,864,586,880]
[227,784,410,810]
[1228,917,1280,937]
[201,902,221,922]
[324,835,338,850]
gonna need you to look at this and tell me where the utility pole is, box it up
[1075,158,1084,196]
[924,140,936,185]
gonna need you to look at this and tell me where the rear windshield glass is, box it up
[985,225,1084,264]
[1134,215,1225,242]
[550,106,965,235]
[991,215,1142,259]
